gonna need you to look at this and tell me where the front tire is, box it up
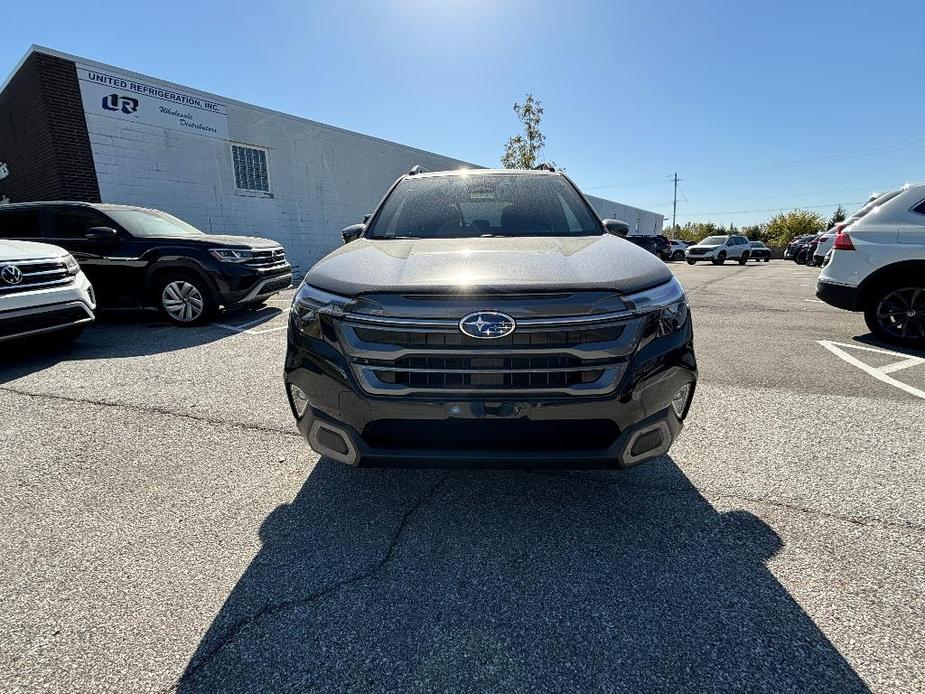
[712,252,726,265]
[156,272,217,326]
[672,250,685,261]
[687,259,696,265]
[738,252,749,265]
[864,282,925,347]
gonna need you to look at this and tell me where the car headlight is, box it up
[624,276,689,336]
[291,282,383,337]
[209,248,254,262]
[63,254,81,275]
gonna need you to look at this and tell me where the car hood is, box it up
[0,239,67,261]
[690,244,720,250]
[144,233,282,249]
[305,235,673,296]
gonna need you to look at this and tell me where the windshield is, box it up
[365,173,602,239]
[750,241,764,247]
[700,236,727,245]
[105,208,206,238]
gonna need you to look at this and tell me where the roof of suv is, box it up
[403,168,561,180]
[0,201,148,211]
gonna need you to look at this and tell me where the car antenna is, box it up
[408,165,428,175]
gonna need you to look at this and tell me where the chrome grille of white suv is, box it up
[0,258,73,295]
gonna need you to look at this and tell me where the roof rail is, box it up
[408,165,428,175]
[533,162,556,172]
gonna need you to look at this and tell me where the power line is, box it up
[673,201,863,219]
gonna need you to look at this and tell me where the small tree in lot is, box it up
[501,94,549,169]
[765,209,826,246]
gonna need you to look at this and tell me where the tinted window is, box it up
[912,199,925,216]
[0,210,41,238]
[367,173,601,239]
[48,208,113,239]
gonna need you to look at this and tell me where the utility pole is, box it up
[671,172,678,239]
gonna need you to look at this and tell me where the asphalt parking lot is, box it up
[1,260,923,693]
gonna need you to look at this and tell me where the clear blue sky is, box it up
[2,0,923,226]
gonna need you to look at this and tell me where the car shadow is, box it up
[175,457,867,693]
[0,305,286,384]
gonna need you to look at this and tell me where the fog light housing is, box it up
[289,384,310,417]
[671,383,692,418]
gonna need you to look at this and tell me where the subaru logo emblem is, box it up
[0,264,23,285]
[459,311,516,339]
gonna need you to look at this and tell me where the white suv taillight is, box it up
[833,231,855,251]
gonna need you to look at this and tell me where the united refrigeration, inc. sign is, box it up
[76,65,229,140]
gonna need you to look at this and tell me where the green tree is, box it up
[741,223,767,241]
[501,94,548,169]
[827,205,848,228]
[765,209,826,246]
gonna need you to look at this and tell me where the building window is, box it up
[232,145,270,192]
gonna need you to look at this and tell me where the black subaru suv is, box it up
[284,167,696,468]
[0,202,291,324]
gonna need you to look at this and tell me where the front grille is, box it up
[354,324,624,348]
[0,258,73,295]
[687,248,708,255]
[245,247,288,270]
[337,309,641,396]
[0,304,92,340]
[363,418,620,451]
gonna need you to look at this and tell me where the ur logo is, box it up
[459,311,516,339]
[0,264,23,285]
[101,93,139,114]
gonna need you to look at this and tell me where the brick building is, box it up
[0,46,664,270]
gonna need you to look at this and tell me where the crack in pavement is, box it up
[0,386,300,439]
[158,471,451,693]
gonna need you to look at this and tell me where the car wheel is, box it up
[864,283,925,347]
[686,259,696,265]
[672,250,685,261]
[738,253,749,265]
[712,252,726,265]
[763,257,770,262]
[156,272,217,326]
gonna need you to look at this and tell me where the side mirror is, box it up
[341,223,365,244]
[602,219,630,237]
[85,226,118,241]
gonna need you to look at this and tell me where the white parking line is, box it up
[212,308,291,335]
[804,299,825,303]
[817,340,925,400]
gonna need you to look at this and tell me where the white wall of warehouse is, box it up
[76,58,663,271]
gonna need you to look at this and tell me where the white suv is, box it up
[0,239,96,344]
[685,234,752,265]
[817,184,925,347]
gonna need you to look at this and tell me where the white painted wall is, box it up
[74,53,663,271]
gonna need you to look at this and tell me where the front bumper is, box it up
[213,263,293,305]
[284,321,697,468]
[0,272,96,342]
